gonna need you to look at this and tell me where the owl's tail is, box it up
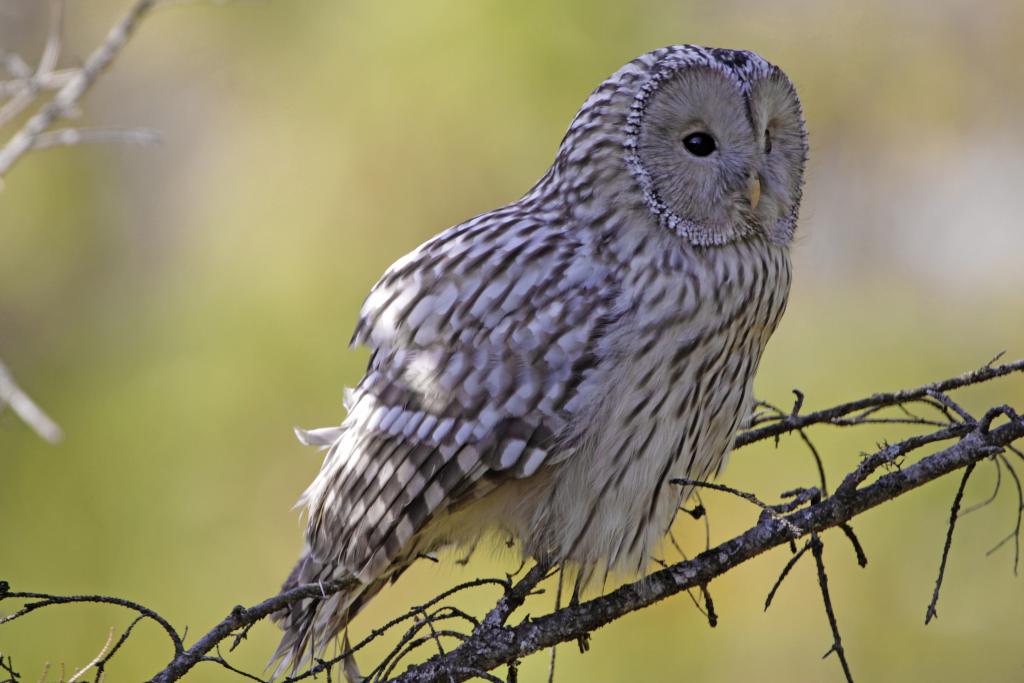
[270,549,386,679]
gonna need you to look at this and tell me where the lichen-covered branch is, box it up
[385,403,1023,683]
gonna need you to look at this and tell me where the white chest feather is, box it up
[531,234,790,575]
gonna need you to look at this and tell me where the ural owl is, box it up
[274,43,807,670]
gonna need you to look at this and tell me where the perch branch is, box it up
[386,415,1022,682]
[2,360,1022,683]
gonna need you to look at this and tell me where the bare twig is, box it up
[924,462,976,624]
[697,583,717,627]
[735,358,1024,447]
[764,539,811,610]
[67,627,115,683]
[799,428,829,493]
[0,0,165,179]
[0,360,62,442]
[671,478,813,537]
[960,456,1002,517]
[30,126,160,150]
[0,583,185,654]
[546,568,563,683]
[95,616,146,682]
[0,655,19,683]
[0,68,76,98]
[986,450,1023,573]
[837,523,868,568]
[809,534,854,683]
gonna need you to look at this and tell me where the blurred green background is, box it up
[2,0,1023,681]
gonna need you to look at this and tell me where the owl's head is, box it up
[557,45,808,247]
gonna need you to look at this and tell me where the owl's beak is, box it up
[747,174,762,210]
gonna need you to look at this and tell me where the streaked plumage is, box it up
[273,43,808,671]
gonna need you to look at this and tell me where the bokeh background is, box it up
[3,0,1023,681]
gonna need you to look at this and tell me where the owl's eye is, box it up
[764,128,773,154]
[682,132,716,157]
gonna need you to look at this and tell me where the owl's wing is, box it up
[302,207,617,581]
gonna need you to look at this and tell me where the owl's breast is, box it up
[533,234,791,574]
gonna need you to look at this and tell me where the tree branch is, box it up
[2,360,1022,683]
[386,414,1022,682]
[148,577,361,683]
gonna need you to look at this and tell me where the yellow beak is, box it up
[748,175,762,210]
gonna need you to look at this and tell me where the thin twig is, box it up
[666,528,713,624]
[546,568,563,683]
[798,428,828,494]
[924,462,976,624]
[31,126,160,150]
[67,627,115,683]
[809,534,854,683]
[0,360,63,443]
[94,615,146,682]
[960,456,1002,517]
[764,540,811,610]
[0,68,76,97]
[697,583,717,628]
[0,586,184,654]
[986,451,1023,574]
[0,655,20,683]
[671,478,808,536]
[837,523,868,568]
[736,359,1024,447]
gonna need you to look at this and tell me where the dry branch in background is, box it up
[0,0,163,179]
[3,358,1022,683]
[0,360,62,443]
[0,0,180,442]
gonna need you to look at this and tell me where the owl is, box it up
[273,44,807,671]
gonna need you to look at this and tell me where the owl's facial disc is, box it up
[746,69,807,242]
[632,59,806,246]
